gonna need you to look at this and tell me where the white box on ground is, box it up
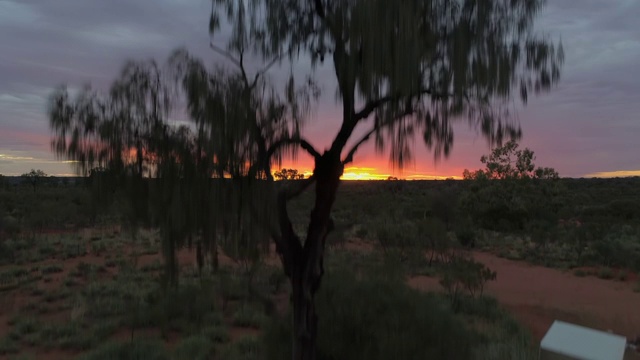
[539,320,627,360]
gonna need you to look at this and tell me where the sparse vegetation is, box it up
[0,0,635,355]
[0,178,638,358]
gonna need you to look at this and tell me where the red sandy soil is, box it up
[408,251,640,343]
[2,230,639,358]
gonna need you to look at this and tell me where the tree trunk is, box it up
[291,269,319,360]
[291,153,342,360]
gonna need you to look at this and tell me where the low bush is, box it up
[172,335,215,360]
[77,339,168,360]
[0,337,19,355]
[573,269,587,277]
[219,336,261,360]
[597,267,613,280]
[201,324,230,344]
[262,268,475,360]
[232,304,266,329]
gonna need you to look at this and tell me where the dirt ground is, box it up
[409,251,640,347]
[2,232,639,358]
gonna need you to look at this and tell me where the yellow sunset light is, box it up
[584,170,640,178]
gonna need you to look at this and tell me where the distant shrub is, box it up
[262,269,474,360]
[573,269,587,277]
[597,267,613,280]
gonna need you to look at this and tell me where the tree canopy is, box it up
[274,169,306,180]
[460,140,563,232]
[462,139,560,180]
[21,169,48,192]
[209,0,564,164]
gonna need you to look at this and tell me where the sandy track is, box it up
[409,251,640,342]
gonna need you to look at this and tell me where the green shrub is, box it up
[597,267,613,279]
[38,243,56,257]
[262,269,474,360]
[201,325,230,344]
[2,216,21,236]
[36,321,85,348]
[172,335,215,360]
[232,304,266,329]
[8,353,36,360]
[616,271,628,281]
[9,317,39,340]
[456,225,477,248]
[77,339,169,360]
[220,336,261,360]
[41,264,63,275]
[573,269,587,277]
[473,334,537,360]
[354,226,368,239]
[0,337,19,355]
[439,253,497,309]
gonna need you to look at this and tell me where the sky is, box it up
[0,0,639,179]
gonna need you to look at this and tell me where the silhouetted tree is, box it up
[21,169,47,192]
[275,168,306,180]
[49,0,563,358]
[460,140,563,233]
[462,140,559,180]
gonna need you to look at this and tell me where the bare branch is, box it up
[268,137,322,160]
[343,107,415,165]
[353,88,452,122]
[209,42,242,69]
[250,53,283,89]
[239,50,248,86]
[342,126,377,166]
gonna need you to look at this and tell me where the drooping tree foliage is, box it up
[49,0,563,358]
[48,54,317,287]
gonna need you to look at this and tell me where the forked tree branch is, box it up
[353,88,453,122]
[209,42,242,68]
[268,137,322,160]
[343,107,415,165]
[210,42,282,91]
[342,126,378,165]
[250,53,283,89]
[274,176,316,277]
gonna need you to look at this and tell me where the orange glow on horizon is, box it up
[273,164,462,181]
